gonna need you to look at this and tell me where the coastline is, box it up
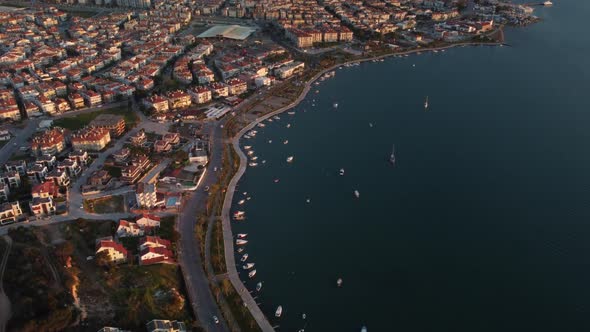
[219,39,503,331]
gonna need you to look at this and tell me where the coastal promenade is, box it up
[219,39,505,331]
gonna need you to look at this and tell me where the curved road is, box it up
[177,122,229,332]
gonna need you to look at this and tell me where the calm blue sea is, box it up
[232,1,590,331]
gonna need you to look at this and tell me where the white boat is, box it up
[237,233,247,238]
[247,150,255,156]
[244,146,252,150]
[237,248,244,253]
[233,211,246,220]
[286,124,291,128]
[339,168,345,176]
[243,192,248,196]
[275,305,283,317]
[256,282,262,291]
[361,326,367,332]
[261,160,266,164]
[246,196,252,200]
[268,140,272,144]
[273,115,280,120]
[354,190,360,198]
[249,162,258,167]
[369,123,373,128]
[390,144,396,165]
[274,179,280,183]
[244,135,251,139]
[287,156,294,163]
[242,263,255,270]
[241,253,248,262]
[257,123,266,128]
[302,313,307,319]
[251,156,258,161]
[544,0,553,5]
[333,102,339,108]
[283,140,289,144]
[337,278,343,287]
[268,118,273,122]
[248,269,257,278]
[236,239,248,245]
[424,96,429,110]
[238,199,245,205]
[288,111,296,115]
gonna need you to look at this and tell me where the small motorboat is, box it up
[306,198,311,203]
[337,278,343,287]
[354,190,360,198]
[273,115,280,120]
[247,150,255,156]
[249,162,258,167]
[339,168,345,176]
[369,123,373,128]
[361,326,367,332]
[236,239,248,245]
[238,199,245,205]
[233,211,246,220]
[241,253,249,262]
[246,196,252,200]
[242,263,255,270]
[274,179,280,183]
[251,156,258,161]
[286,124,291,128]
[288,111,295,115]
[287,156,294,163]
[268,140,272,144]
[262,160,266,164]
[237,248,244,253]
[244,146,252,150]
[248,269,257,278]
[275,305,283,317]
[283,140,289,145]
[333,102,338,108]
[302,313,307,319]
[243,192,247,195]
[237,233,247,238]
[256,282,262,291]
[257,123,266,128]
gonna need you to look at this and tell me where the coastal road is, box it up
[0,235,13,332]
[177,121,229,332]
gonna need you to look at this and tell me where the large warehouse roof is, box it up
[197,25,256,40]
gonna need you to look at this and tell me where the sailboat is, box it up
[424,96,429,110]
[390,144,395,165]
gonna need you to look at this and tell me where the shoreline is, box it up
[221,40,504,332]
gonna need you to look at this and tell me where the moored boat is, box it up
[242,263,255,270]
[275,305,283,317]
[256,282,262,291]
[233,211,246,220]
[238,199,245,205]
[354,190,360,198]
[337,278,343,287]
[237,233,247,238]
[241,253,248,262]
[283,140,289,144]
[236,239,248,245]
[339,168,345,176]
[249,162,258,167]
[287,156,294,163]
[248,269,257,278]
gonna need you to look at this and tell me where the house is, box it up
[31,181,60,199]
[116,220,144,238]
[162,133,180,145]
[146,319,187,332]
[45,169,70,187]
[0,171,21,189]
[69,150,90,166]
[0,183,9,202]
[154,140,171,153]
[95,237,129,264]
[139,236,171,251]
[27,164,48,184]
[144,95,169,113]
[227,78,247,96]
[71,128,111,151]
[31,127,67,156]
[89,170,111,186]
[30,196,56,217]
[209,83,228,98]
[0,201,22,225]
[136,214,161,228]
[57,158,81,177]
[113,148,131,163]
[188,86,211,104]
[139,246,175,265]
[167,90,191,110]
[130,129,146,146]
[136,182,158,208]
[89,114,125,137]
[35,155,57,170]
[121,164,142,184]
[5,160,27,176]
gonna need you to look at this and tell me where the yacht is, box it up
[238,199,245,205]
[241,253,248,262]
[275,306,283,317]
[339,168,345,176]
[249,162,258,167]
[243,263,255,270]
[236,239,248,245]
[337,278,343,287]
[287,156,294,163]
[424,96,429,110]
[284,140,289,145]
[248,269,257,278]
[237,233,247,238]
[354,190,360,198]
[256,282,263,291]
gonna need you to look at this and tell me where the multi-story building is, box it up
[189,86,212,104]
[31,127,67,156]
[144,95,169,113]
[71,128,111,151]
[116,220,144,238]
[227,78,247,96]
[136,182,158,208]
[130,129,146,146]
[89,114,126,137]
[0,201,22,225]
[0,183,9,202]
[146,320,186,332]
[0,171,21,189]
[167,90,192,110]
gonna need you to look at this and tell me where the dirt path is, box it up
[0,235,13,332]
